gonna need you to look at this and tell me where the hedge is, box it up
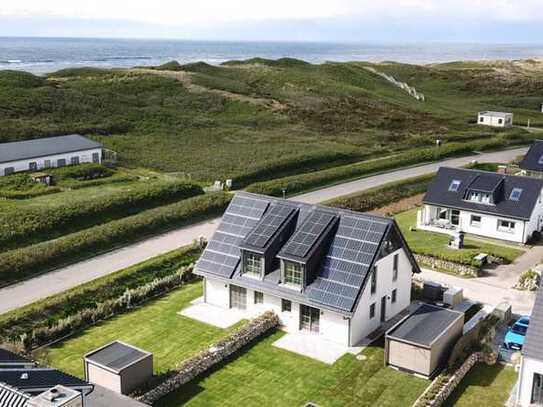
[49,163,114,181]
[0,192,231,284]
[0,180,204,251]
[245,137,516,197]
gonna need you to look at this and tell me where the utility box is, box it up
[443,287,463,307]
[423,281,442,302]
[28,385,82,407]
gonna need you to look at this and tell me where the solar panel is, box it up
[226,195,269,219]
[243,204,296,249]
[280,211,337,258]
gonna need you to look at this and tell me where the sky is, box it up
[1,0,542,42]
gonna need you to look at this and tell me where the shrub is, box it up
[0,180,204,250]
[50,163,114,181]
[0,192,231,284]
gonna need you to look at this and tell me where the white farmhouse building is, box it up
[417,167,543,244]
[477,111,513,128]
[194,192,420,348]
[517,286,543,406]
[0,134,103,176]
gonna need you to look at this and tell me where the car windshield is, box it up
[512,324,528,335]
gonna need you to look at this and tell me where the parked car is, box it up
[503,316,530,351]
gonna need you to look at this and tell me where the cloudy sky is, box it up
[1,0,542,42]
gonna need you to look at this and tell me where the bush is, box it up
[0,180,204,251]
[0,192,231,284]
[50,163,114,181]
[0,245,201,342]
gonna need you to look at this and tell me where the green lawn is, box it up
[156,333,428,407]
[444,363,517,407]
[395,209,524,265]
[42,281,241,377]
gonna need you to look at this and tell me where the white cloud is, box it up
[1,0,542,25]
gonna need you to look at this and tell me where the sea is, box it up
[1,37,543,75]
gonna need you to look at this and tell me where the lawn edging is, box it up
[137,311,280,405]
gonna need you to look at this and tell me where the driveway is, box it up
[0,147,528,315]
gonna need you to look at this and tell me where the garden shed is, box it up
[84,341,153,395]
[385,304,464,378]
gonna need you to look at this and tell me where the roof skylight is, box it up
[510,188,523,201]
[448,180,461,192]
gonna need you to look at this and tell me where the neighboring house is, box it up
[477,111,513,127]
[520,140,543,178]
[194,192,420,347]
[417,167,543,243]
[0,134,103,176]
[385,304,464,378]
[517,286,543,406]
[0,350,35,370]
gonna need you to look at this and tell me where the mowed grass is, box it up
[156,333,428,407]
[42,281,241,377]
[444,363,517,407]
[395,209,523,265]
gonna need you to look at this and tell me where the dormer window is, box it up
[467,191,491,204]
[283,261,303,287]
[510,188,523,201]
[243,252,263,278]
[448,180,461,192]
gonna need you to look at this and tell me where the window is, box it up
[438,208,448,220]
[448,180,461,192]
[70,156,80,165]
[57,158,66,167]
[498,219,516,233]
[509,188,523,201]
[391,289,397,303]
[244,252,262,277]
[370,266,377,295]
[3,167,14,176]
[468,191,491,204]
[92,152,100,163]
[470,215,481,227]
[451,209,460,226]
[29,162,37,171]
[392,254,398,282]
[532,373,543,405]
[284,261,303,286]
[281,299,292,312]
[498,118,503,125]
[369,303,376,319]
[44,160,51,169]
[479,117,484,123]
[254,291,263,304]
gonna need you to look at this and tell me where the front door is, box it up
[451,209,460,226]
[532,373,543,405]
[229,285,247,310]
[380,296,387,323]
[300,304,320,333]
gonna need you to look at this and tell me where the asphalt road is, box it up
[0,146,528,314]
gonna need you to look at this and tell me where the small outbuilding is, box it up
[84,341,153,395]
[385,304,464,378]
[477,111,513,128]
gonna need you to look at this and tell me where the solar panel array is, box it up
[280,210,337,259]
[243,204,296,249]
[197,195,269,277]
[308,215,390,311]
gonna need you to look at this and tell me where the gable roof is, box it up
[194,192,420,315]
[423,167,543,220]
[524,286,543,361]
[520,140,543,172]
[85,341,151,374]
[0,135,102,164]
[0,368,92,394]
[0,382,30,407]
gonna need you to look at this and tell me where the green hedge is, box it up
[57,173,138,190]
[0,180,204,251]
[245,137,513,197]
[50,163,114,181]
[327,174,434,213]
[0,245,201,343]
[0,192,231,284]
[0,173,58,199]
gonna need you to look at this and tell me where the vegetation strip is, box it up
[0,192,231,285]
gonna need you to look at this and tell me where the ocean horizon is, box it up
[1,37,543,74]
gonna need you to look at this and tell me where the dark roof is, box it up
[0,368,91,393]
[423,167,543,220]
[387,304,464,347]
[520,140,543,172]
[0,135,102,164]
[87,384,150,407]
[0,349,33,366]
[0,382,30,407]
[195,192,420,315]
[524,286,543,360]
[85,341,151,373]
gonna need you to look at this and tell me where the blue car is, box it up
[504,316,530,351]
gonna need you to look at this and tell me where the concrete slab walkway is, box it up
[178,300,246,328]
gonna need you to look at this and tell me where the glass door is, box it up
[229,285,247,310]
[300,305,320,333]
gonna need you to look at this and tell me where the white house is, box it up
[194,192,420,348]
[417,167,543,244]
[477,111,513,128]
[0,134,103,176]
[517,286,543,406]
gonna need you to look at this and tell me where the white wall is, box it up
[205,278,230,308]
[477,113,513,127]
[0,148,102,176]
[517,356,543,406]
[350,248,412,346]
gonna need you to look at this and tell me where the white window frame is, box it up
[392,254,399,282]
[448,180,461,192]
[244,252,262,278]
[470,215,482,227]
[369,303,376,319]
[391,289,397,304]
[497,219,516,233]
[284,261,303,287]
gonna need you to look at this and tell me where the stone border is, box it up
[414,254,480,277]
[137,311,280,405]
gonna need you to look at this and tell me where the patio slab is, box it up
[179,301,246,328]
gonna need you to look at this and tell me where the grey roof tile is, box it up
[523,286,543,360]
[520,140,543,172]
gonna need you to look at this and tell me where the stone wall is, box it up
[414,254,480,277]
[137,311,280,405]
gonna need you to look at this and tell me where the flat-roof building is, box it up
[477,111,513,128]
